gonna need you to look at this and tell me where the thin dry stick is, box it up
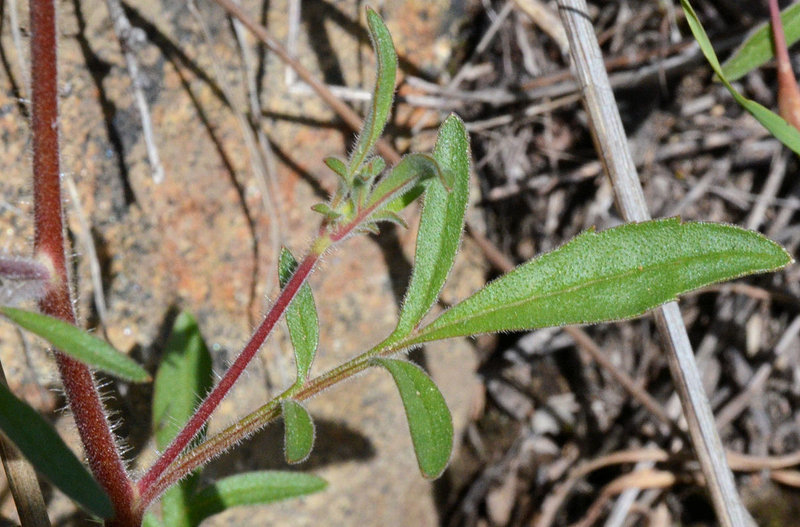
[511,0,569,54]
[410,1,515,134]
[0,364,50,527]
[105,0,165,183]
[8,0,30,98]
[186,0,288,389]
[212,0,401,164]
[745,146,788,231]
[715,314,800,429]
[555,1,749,526]
[65,175,109,330]
[229,3,287,268]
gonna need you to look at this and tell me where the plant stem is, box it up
[769,0,800,130]
[29,1,136,524]
[136,250,321,503]
[137,135,423,508]
[142,337,401,503]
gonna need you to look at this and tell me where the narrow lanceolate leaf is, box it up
[366,154,440,212]
[186,471,327,524]
[681,0,800,155]
[278,249,319,384]
[388,115,470,343]
[0,307,150,383]
[411,219,792,344]
[282,399,315,464]
[0,381,113,518]
[721,1,800,81]
[372,358,453,479]
[347,8,397,181]
[152,311,214,449]
[152,312,213,527]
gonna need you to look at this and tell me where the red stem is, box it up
[136,252,320,503]
[769,0,800,129]
[30,2,136,524]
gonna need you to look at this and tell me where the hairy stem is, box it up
[29,1,136,524]
[137,250,322,504]
[137,149,438,505]
[142,336,404,502]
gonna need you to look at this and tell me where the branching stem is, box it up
[136,167,415,507]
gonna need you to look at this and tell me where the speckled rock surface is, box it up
[0,1,481,525]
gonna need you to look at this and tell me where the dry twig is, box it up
[555,1,751,525]
[104,0,164,184]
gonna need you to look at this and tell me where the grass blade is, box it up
[721,2,800,81]
[0,307,150,383]
[681,0,800,155]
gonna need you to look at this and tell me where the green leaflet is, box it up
[409,219,791,344]
[0,307,150,383]
[366,153,440,211]
[372,358,453,479]
[142,511,164,527]
[186,471,327,524]
[388,115,470,343]
[159,474,199,527]
[152,312,213,527]
[722,2,800,81]
[324,156,348,182]
[681,0,800,155]
[346,8,397,182]
[282,399,315,464]
[0,381,113,518]
[278,249,319,384]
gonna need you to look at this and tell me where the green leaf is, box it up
[160,474,200,527]
[370,209,409,229]
[278,249,319,384]
[186,471,327,524]
[282,399,315,464]
[324,156,348,181]
[366,154,440,211]
[411,218,792,344]
[0,307,150,383]
[0,381,113,518]
[142,511,165,527]
[311,203,342,220]
[346,8,397,182]
[152,312,214,450]
[681,0,800,155]
[152,312,214,527]
[384,183,426,214]
[372,358,453,479]
[359,156,387,182]
[721,2,800,81]
[388,115,470,343]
